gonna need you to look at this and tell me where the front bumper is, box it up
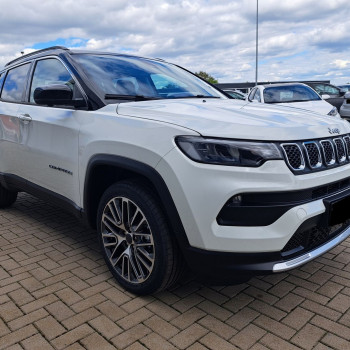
[273,224,350,272]
[156,146,350,278]
[157,147,350,253]
[183,212,350,279]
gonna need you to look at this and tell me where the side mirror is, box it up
[321,94,330,100]
[34,84,85,107]
[344,92,350,99]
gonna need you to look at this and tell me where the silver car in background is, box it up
[340,91,350,121]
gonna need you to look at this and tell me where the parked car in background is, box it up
[224,90,246,100]
[340,91,350,121]
[305,82,345,111]
[246,83,339,117]
[338,84,350,92]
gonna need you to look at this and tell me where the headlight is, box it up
[328,106,339,117]
[175,136,283,167]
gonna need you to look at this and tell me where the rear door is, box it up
[0,63,31,175]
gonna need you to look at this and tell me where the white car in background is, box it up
[247,83,339,117]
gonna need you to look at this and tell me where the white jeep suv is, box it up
[0,46,350,294]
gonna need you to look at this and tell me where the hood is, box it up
[115,98,350,141]
[275,100,334,116]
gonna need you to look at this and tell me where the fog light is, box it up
[229,195,242,206]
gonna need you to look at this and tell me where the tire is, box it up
[0,183,17,208]
[97,180,183,295]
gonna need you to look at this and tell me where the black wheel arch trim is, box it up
[83,154,191,251]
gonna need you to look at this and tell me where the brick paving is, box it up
[0,193,350,350]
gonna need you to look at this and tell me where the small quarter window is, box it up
[253,88,261,102]
[248,88,256,101]
[1,63,31,102]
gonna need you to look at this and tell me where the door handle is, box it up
[18,113,32,123]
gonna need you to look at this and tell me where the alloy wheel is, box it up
[101,196,155,284]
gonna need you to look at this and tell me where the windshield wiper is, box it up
[272,99,320,104]
[105,94,160,101]
[170,95,221,99]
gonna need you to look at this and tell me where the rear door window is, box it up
[324,85,340,95]
[1,63,31,102]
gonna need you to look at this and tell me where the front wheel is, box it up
[97,181,183,295]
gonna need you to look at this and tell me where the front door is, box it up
[16,58,86,206]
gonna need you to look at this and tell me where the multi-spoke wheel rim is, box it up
[101,196,155,284]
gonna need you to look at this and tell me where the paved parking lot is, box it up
[0,193,350,350]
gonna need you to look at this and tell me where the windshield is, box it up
[73,54,224,101]
[263,85,321,104]
[225,91,245,100]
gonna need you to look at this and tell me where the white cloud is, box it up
[333,60,350,69]
[0,0,350,84]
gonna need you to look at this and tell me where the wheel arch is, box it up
[83,154,190,249]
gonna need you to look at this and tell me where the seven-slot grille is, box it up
[303,142,321,168]
[281,135,350,173]
[320,140,335,165]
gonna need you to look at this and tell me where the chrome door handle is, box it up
[18,113,32,123]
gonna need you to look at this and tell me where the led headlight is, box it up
[328,106,340,117]
[176,136,283,167]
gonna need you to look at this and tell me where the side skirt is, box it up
[0,173,83,219]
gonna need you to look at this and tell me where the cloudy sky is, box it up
[1,0,350,85]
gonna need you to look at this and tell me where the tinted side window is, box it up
[30,58,80,103]
[1,63,31,102]
[313,84,325,94]
[324,85,340,95]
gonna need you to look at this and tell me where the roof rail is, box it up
[5,46,69,67]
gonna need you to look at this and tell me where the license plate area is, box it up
[325,195,350,226]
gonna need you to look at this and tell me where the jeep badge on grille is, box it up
[329,128,340,134]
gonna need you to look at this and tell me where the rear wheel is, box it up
[0,183,17,208]
[97,180,183,295]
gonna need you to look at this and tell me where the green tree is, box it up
[195,71,218,84]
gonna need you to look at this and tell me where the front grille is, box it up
[303,142,321,168]
[281,144,304,170]
[320,140,335,165]
[281,134,350,174]
[344,136,350,156]
[334,138,346,162]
